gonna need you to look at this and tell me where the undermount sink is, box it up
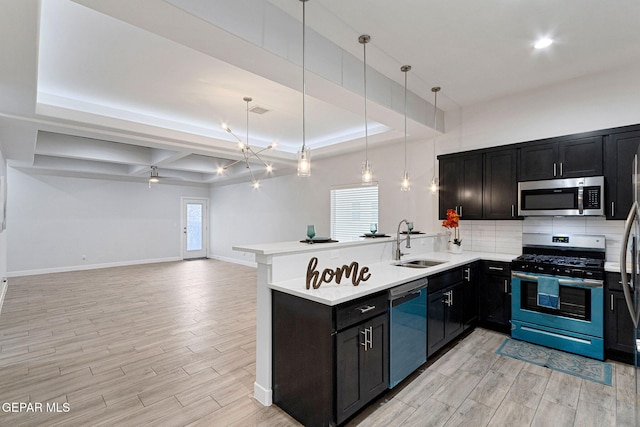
[394,259,445,268]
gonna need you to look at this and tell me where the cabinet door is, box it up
[484,149,518,219]
[446,283,465,340]
[427,289,447,357]
[438,157,461,219]
[558,136,603,178]
[480,274,510,326]
[336,313,388,425]
[459,154,483,219]
[605,131,640,219]
[462,263,480,328]
[518,143,558,181]
[604,290,635,354]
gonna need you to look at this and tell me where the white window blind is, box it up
[331,184,379,242]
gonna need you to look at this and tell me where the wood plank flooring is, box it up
[0,259,635,426]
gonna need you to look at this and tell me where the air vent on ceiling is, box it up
[249,106,269,115]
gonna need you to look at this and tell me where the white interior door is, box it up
[182,198,208,259]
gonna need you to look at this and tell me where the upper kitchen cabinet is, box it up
[438,153,483,220]
[483,148,518,219]
[604,130,640,219]
[518,136,603,181]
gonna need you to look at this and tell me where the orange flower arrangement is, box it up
[442,209,462,246]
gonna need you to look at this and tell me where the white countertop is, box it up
[269,251,518,305]
[233,233,437,256]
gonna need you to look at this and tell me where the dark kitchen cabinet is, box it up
[462,262,480,328]
[427,267,469,357]
[438,153,483,220]
[604,130,640,219]
[604,272,635,363]
[483,148,518,219]
[272,290,388,427]
[479,261,511,333]
[336,313,388,423]
[518,136,603,181]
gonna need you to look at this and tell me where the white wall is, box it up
[212,61,640,264]
[211,138,439,263]
[7,169,209,276]
[0,149,7,307]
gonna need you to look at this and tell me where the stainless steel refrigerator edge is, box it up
[618,150,640,423]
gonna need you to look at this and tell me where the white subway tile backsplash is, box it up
[458,217,625,260]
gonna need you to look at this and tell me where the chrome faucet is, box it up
[394,219,412,260]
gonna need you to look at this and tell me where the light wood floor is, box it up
[0,260,635,426]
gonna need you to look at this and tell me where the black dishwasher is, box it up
[388,277,428,388]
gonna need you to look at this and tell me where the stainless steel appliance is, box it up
[388,277,427,388]
[619,149,640,424]
[511,233,605,360]
[518,176,605,216]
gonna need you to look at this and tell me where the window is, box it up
[331,184,379,241]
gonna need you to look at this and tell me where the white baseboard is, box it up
[209,254,257,268]
[0,278,7,314]
[253,382,273,406]
[7,257,182,278]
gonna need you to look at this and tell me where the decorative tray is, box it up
[300,237,338,244]
[400,231,424,234]
[361,233,390,238]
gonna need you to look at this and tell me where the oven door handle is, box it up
[511,272,603,288]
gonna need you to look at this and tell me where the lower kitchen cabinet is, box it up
[604,272,635,363]
[479,261,511,333]
[272,290,388,427]
[336,313,388,423]
[427,265,477,358]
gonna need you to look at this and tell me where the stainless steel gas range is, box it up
[510,233,606,360]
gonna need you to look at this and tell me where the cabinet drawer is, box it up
[483,261,510,276]
[428,268,463,294]
[335,292,387,331]
[605,272,623,292]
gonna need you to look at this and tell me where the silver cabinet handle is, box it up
[450,290,454,306]
[358,305,375,314]
[360,327,373,351]
[504,279,508,294]
[489,266,505,271]
[553,163,557,177]
[610,293,614,311]
[511,204,515,217]
[560,162,563,177]
[459,206,463,218]
[368,326,373,349]
[464,267,471,281]
[360,329,367,351]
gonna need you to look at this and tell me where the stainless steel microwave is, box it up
[518,176,605,216]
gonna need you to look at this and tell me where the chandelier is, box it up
[218,96,275,189]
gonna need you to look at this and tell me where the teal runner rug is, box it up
[496,338,612,386]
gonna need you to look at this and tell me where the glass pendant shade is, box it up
[430,176,439,194]
[362,160,372,185]
[401,170,410,191]
[297,147,311,177]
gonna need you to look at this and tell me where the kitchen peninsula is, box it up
[234,233,517,424]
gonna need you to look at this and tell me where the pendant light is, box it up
[148,166,159,188]
[297,0,311,177]
[400,65,411,191]
[430,86,441,194]
[360,34,372,185]
[218,97,275,189]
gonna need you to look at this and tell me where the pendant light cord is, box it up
[403,69,408,170]
[363,40,368,162]
[301,0,307,152]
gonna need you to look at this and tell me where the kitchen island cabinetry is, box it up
[479,261,511,333]
[272,290,388,426]
[604,272,635,363]
[518,136,603,181]
[604,130,640,219]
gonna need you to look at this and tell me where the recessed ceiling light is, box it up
[534,37,553,49]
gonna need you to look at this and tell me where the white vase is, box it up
[450,243,463,254]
